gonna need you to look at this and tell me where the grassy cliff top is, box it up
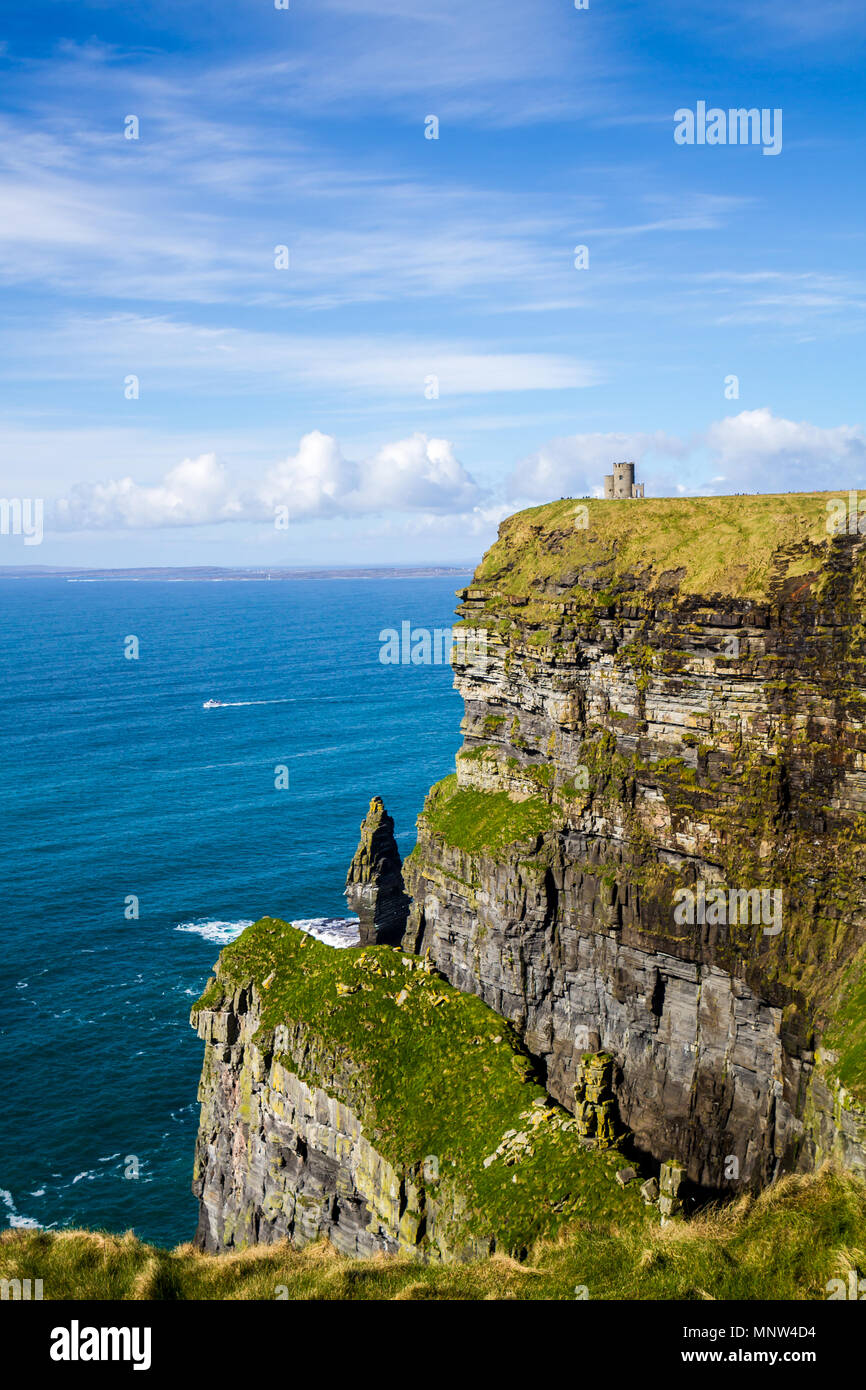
[417,773,555,856]
[4,1166,864,1299]
[193,918,645,1248]
[475,493,850,603]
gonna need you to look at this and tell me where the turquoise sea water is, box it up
[0,575,468,1246]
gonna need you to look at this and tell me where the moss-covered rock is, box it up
[190,919,647,1258]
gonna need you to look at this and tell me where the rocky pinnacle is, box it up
[345,796,409,945]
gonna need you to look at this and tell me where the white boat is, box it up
[202,699,224,709]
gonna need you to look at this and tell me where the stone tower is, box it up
[603,462,644,499]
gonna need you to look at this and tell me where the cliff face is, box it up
[192,978,469,1258]
[402,495,866,1192]
[190,493,866,1256]
[191,918,646,1256]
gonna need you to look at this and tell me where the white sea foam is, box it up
[175,916,360,948]
[0,1187,40,1229]
[292,917,360,948]
[175,918,254,944]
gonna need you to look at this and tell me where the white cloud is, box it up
[703,409,866,482]
[347,433,482,514]
[511,429,684,498]
[258,430,486,519]
[512,410,866,500]
[52,431,483,530]
[55,453,242,530]
[55,411,865,534]
[4,312,600,401]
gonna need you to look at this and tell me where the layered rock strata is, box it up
[192,980,468,1257]
[190,494,866,1258]
[191,918,645,1256]
[401,495,866,1192]
[345,795,409,945]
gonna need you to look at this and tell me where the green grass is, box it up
[419,773,556,856]
[824,945,866,1106]
[482,714,507,733]
[476,493,844,603]
[4,1167,864,1300]
[193,916,644,1250]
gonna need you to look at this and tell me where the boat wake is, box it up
[203,698,295,709]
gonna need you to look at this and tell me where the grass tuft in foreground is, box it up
[2,1166,863,1300]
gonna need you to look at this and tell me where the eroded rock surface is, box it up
[191,979,487,1259]
[345,795,409,945]
[401,498,866,1191]
[190,923,644,1257]
[190,497,866,1259]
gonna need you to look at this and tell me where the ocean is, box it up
[0,574,468,1247]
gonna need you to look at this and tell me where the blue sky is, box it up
[1,0,865,566]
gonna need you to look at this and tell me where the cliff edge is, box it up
[402,493,866,1192]
[190,918,645,1256]
[190,491,866,1259]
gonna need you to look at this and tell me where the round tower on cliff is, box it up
[613,462,635,499]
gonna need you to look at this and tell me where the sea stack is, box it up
[345,795,409,945]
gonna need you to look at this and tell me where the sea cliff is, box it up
[191,493,866,1256]
[190,919,645,1256]
[403,494,866,1190]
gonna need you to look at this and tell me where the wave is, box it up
[0,1187,40,1230]
[292,917,360,948]
[175,918,254,944]
[175,916,360,948]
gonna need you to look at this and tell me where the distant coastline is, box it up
[0,564,475,583]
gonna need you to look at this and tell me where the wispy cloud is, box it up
[689,270,866,329]
[1,0,864,567]
[5,312,602,399]
[0,109,603,309]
